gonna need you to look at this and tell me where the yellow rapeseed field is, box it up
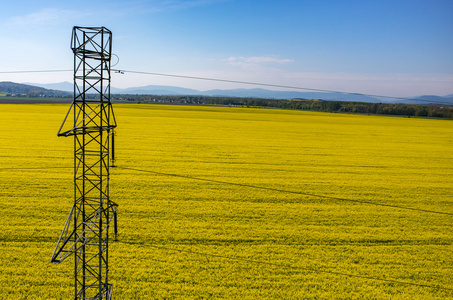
[0,103,452,299]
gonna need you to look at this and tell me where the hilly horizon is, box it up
[0,81,72,98]
[5,81,453,105]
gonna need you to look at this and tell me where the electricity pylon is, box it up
[51,26,118,300]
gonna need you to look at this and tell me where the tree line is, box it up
[112,94,453,119]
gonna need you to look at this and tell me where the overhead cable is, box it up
[112,69,453,105]
[0,70,72,74]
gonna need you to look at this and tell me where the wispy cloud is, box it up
[227,56,295,69]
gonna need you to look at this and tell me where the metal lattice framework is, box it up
[51,26,118,300]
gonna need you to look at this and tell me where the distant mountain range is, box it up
[3,81,452,105]
[0,81,71,97]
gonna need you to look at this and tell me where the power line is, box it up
[122,241,453,292]
[0,70,72,74]
[117,166,453,216]
[112,69,453,105]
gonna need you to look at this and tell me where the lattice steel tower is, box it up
[51,26,118,300]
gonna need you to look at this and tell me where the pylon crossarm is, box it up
[57,103,101,137]
[52,204,113,262]
[51,204,76,263]
[58,102,116,137]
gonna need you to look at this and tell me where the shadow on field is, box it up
[117,166,452,216]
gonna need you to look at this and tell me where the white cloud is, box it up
[226,56,295,70]
[228,56,294,64]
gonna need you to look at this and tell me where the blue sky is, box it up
[0,0,452,96]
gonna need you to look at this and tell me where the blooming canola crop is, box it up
[0,104,452,299]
